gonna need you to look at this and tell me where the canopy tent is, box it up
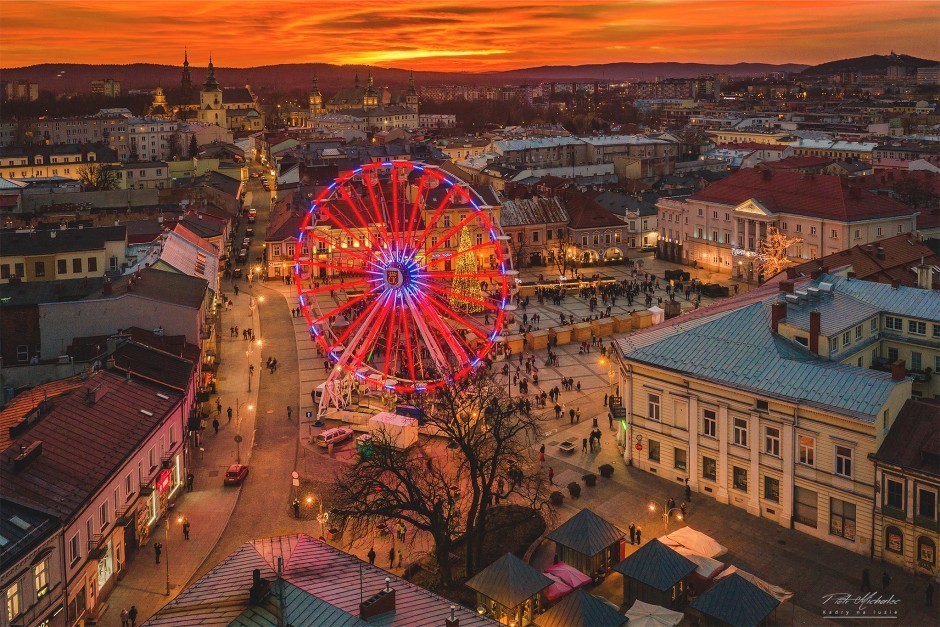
[542,562,593,602]
[691,572,780,627]
[659,526,728,559]
[535,589,627,627]
[624,600,684,627]
[648,306,665,324]
[715,565,793,603]
[672,546,727,580]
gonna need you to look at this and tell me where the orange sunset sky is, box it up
[1,0,938,71]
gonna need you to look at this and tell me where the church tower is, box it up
[180,48,192,96]
[309,74,323,116]
[363,71,379,110]
[406,70,419,112]
[198,55,226,128]
[150,86,169,117]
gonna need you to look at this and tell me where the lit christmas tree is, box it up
[450,226,483,313]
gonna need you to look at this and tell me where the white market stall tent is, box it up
[714,565,794,603]
[624,599,683,627]
[658,526,728,559]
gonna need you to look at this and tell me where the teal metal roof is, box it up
[690,572,780,627]
[620,299,903,420]
[820,274,940,321]
[614,539,696,591]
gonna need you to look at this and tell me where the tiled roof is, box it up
[158,226,220,293]
[97,266,209,309]
[147,534,494,626]
[112,341,196,392]
[221,87,254,104]
[0,277,107,307]
[690,572,780,626]
[178,211,226,239]
[872,398,940,476]
[0,225,126,257]
[617,280,906,419]
[0,375,86,446]
[546,509,624,558]
[0,370,183,520]
[780,289,881,336]
[563,193,625,230]
[465,552,553,609]
[501,197,568,227]
[688,169,915,222]
[819,273,939,320]
[534,589,626,627]
[613,539,696,591]
[0,499,59,573]
[591,191,657,217]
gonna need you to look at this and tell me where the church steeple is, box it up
[406,70,419,112]
[309,73,323,116]
[181,47,192,95]
[203,54,219,92]
[407,70,416,96]
[354,71,360,89]
[363,71,378,110]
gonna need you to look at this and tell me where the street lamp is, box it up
[235,400,253,463]
[649,500,683,531]
[306,494,329,538]
[163,514,183,596]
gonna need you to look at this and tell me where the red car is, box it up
[224,464,249,485]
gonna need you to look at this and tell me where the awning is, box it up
[658,526,727,558]
[625,600,683,627]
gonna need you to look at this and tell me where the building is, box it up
[656,169,918,282]
[562,191,630,265]
[0,143,121,181]
[500,197,569,268]
[466,553,552,626]
[116,160,170,189]
[0,500,63,627]
[91,78,121,97]
[789,139,878,163]
[169,55,262,132]
[0,225,127,285]
[591,191,659,250]
[0,364,190,625]
[314,72,419,131]
[615,273,935,556]
[145,534,493,626]
[2,80,38,102]
[871,398,940,575]
[126,117,179,162]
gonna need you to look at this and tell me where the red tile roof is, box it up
[761,156,834,170]
[562,192,625,230]
[872,398,940,476]
[689,169,916,222]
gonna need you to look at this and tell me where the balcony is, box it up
[114,508,134,527]
[88,534,108,560]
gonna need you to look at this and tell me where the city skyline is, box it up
[2,0,938,71]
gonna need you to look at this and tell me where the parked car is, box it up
[315,426,354,448]
[237,248,248,263]
[224,464,249,485]
[245,226,254,237]
[247,214,256,224]
[242,237,251,248]
[251,172,260,179]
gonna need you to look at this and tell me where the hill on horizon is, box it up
[801,53,938,76]
[0,60,806,96]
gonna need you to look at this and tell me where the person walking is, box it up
[287,406,293,421]
[629,523,636,545]
[882,570,891,591]
[128,606,138,627]
[186,472,194,492]
[121,608,129,627]
[635,527,642,544]
[609,412,614,429]
[555,404,562,419]
[539,444,545,463]
[582,437,588,453]
[154,542,162,564]
[216,399,222,415]
[368,547,376,565]
[548,466,554,484]
[182,519,190,540]
[861,569,872,593]
[569,408,575,424]
[212,418,220,434]
[227,406,233,421]
[685,480,692,502]
[397,549,403,568]
[388,546,396,568]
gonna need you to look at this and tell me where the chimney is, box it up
[360,580,396,620]
[877,247,885,259]
[891,360,907,381]
[445,606,460,627]
[778,280,795,294]
[809,310,821,355]
[916,263,934,290]
[13,441,43,472]
[771,301,787,333]
[810,268,824,279]
[249,568,271,605]
[891,278,900,290]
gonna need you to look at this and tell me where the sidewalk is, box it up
[101,284,263,624]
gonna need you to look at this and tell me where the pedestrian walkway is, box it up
[101,283,263,624]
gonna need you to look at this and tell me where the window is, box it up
[854,228,861,239]
[764,476,780,502]
[99,501,109,530]
[909,320,926,335]
[72,258,82,273]
[855,325,862,340]
[5,580,21,622]
[798,435,815,466]
[702,409,716,438]
[885,526,903,553]
[918,537,936,566]
[57,259,67,274]
[794,486,818,527]
[781,222,788,231]
[674,448,687,471]
[831,336,839,351]
[917,488,937,520]
[898,224,904,233]
[125,473,134,500]
[934,324,940,339]
[88,257,98,272]
[764,426,780,456]
[532,231,539,243]
[871,318,878,332]
[34,261,45,277]
[16,345,28,363]
[756,399,769,411]
[712,211,718,219]
[647,393,660,421]
[830,229,838,239]
[702,456,717,481]
[885,477,904,511]
[887,347,899,362]
[34,559,49,598]
[69,532,81,564]
[885,316,902,331]
[732,466,748,492]
[648,439,660,462]
[148,447,156,470]
[733,417,748,447]
[911,352,922,370]
[842,331,850,345]
[830,498,857,540]
[796,224,802,233]
[810,226,817,235]
[0,265,8,279]
[877,227,883,237]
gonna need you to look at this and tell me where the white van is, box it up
[315,426,353,448]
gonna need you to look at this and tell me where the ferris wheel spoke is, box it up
[303,228,375,266]
[403,172,428,245]
[421,298,475,369]
[411,185,459,252]
[421,280,501,312]
[422,212,479,260]
[328,291,384,349]
[347,294,395,372]
[345,184,386,244]
[337,186,387,250]
[399,309,419,382]
[310,290,376,327]
[404,296,453,378]
[421,290,490,340]
[299,278,369,299]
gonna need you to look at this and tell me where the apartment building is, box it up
[656,169,918,282]
[126,117,179,161]
[0,144,121,181]
[500,197,569,268]
[615,274,931,556]
[115,160,170,189]
[0,361,192,625]
[0,500,63,627]
[0,226,127,285]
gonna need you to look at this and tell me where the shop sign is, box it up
[156,469,172,492]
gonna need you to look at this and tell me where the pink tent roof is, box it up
[543,562,593,602]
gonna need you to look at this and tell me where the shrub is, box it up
[599,464,614,478]
[583,473,597,487]
[550,491,565,506]
[567,482,581,498]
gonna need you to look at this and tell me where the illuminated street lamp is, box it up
[649,500,683,531]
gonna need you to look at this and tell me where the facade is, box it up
[872,398,940,575]
[591,190,659,250]
[562,191,630,265]
[116,160,170,189]
[126,117,178,161]
[491,135,678,178]
[0,225,127,285]
[2,80,38,102]
[313,72,419,131]
[0,501,63,627]
[0,144,121,181]
[0,365,191,625]
[500,197,569,268]
[789,139,878,163]
[656,169,918,282]
[28,113,130,158]
[615,274,935,556]
[91,79,121,97]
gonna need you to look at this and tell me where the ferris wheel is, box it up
[293,160,517,404]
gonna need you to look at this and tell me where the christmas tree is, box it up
[450,226,483,314]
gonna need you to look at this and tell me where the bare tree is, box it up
[77,163,119,191]
[759,226,803,279]
[550,231,576,278]
[329,370,550,585]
